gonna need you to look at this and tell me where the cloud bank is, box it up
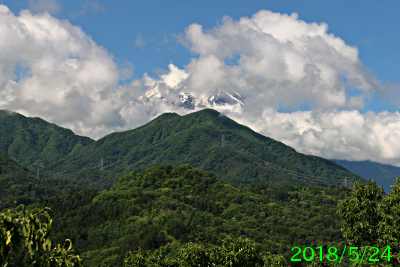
[1,6,400,166]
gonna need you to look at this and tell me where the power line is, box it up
[230,142,344,186]
[203,132,349,186]
[28,131,352,189]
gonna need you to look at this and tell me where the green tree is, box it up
[338,179,400,266]
[0,204,82,266]
[123,237,288,267]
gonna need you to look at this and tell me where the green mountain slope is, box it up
[35,164,352,266]
[0,109,93,169]
[48,109,364,188]
[332,159,400,193]
[0,108,364,189]
[0,152,87,210]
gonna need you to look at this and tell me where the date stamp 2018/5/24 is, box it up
[291,246,391,263]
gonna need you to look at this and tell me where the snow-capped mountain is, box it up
[139,87,246,110]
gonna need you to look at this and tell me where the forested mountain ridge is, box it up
[47,109,364,188]
[34,164,352,266]
[0,151,87,209]
[0,109,94,169]
[0,151,41,209]
[0,108,364,189]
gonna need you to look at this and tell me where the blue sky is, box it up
[3,0,400,85]
[1,0,400,165]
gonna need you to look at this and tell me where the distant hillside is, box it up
[0,109,364,189]
[332,159,400,193]
[47,109,363,188]
[0,152,88,210]
[0,109,93,169]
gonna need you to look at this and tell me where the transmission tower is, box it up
[101,156,104,172]
[36,162,43,178]
[345,177,348,187]
[36,163,48,198]
[221,134,225,147]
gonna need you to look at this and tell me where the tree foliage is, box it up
[0,152,88,210]
[0,204,82,266]
[338,179,400,266]
[33,164,353,265]
[123,237,288,267]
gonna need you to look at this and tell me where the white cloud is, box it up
[175,10,379,110]
[161,64,189,88]
[146,10,380,111]
[29,0,60,15]
[0,5,146,139]
[222,109,400,166]
[142,10,400,166]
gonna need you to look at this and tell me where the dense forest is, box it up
[25,164,354,266]
[0,152,87,210]
[4,163,397,266]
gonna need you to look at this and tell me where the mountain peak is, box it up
[0,108,364,189]
[150,109,228,129]
[0,109,19,117]
[187,108,221,119]
[138,87,245,110]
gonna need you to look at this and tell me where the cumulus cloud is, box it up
[180,11,380,110]
[0,5,147,138]
[146,11,381,110]
[220,108,400,166]
[142,10,400,166]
